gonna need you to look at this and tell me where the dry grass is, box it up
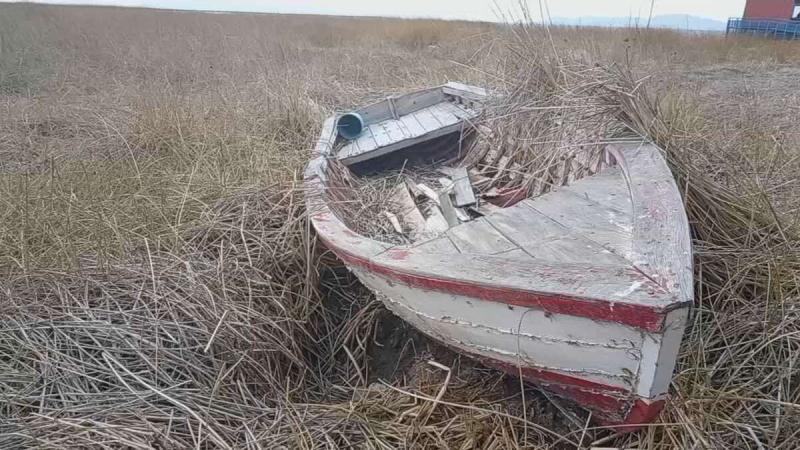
[325,164,444,245]
[2,3,800,449]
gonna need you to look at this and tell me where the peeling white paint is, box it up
[357,269,644,390]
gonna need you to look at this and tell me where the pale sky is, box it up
[5,0,748,22]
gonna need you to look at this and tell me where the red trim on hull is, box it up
[612,399,667,432]
[426,339,666,429]
[479,355,666,430]
[488,359,627,414]
[319,235,666,332]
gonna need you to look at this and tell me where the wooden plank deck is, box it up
[397,165,635,268]
[337,100,479,165]
[446,218,517,254]
[559,166,631,212]
[522,167,634,260]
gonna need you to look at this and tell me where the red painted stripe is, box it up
[445,344,666,428]
[609,399,667,432]
[488,360,627,415]
[320,235,666,332]
[490,360,627,394]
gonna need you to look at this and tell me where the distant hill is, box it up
[551,14,727,32]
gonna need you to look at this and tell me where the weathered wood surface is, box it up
[424,207,450,234]
[361,271,643,389]
[390,184,426,236]
[303,116,338,185]
[393,87,446,117]
[446,217,517,254]
[399,148,690,310]
[560,165,631,212]
[406,166,632,266]
[416,183,440,205]
[438,190,460,227]
[412,236,460,254]
[353,87,447,127]
[311,189,677,323]
[337,99,478,165]
[442,82,488,102]
[368,248,670,310]
[607,142,693,303]
[636,307,688,398]
[524,182,634,260]
[449,166,477,207]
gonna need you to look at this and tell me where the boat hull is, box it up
[319,233,688,429]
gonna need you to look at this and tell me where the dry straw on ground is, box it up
[2,3,800,449]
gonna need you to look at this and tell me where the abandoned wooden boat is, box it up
[304,82,692,428]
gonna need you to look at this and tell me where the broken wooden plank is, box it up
[481,147,502,173]
[442,82,488,102]
[558,155,574,187]
[450,167,476,207]
[424,206,449,233]
[438,177,454,192]
[438,191,460,227]
[404,179,424,199]
[417,183,440,205]
[383,211,403,234]
[389,184,426,236]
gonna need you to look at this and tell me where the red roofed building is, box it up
[729,0,800,39]
[743,0,800,19]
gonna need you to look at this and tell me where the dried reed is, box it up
[2,4,800,449]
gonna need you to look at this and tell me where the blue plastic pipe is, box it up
[337,113,364,140]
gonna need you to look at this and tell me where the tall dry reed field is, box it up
[2,3,800,448]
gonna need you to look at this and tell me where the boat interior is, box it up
[307,82,691,303]
[342,153,631,267]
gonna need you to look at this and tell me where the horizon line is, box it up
[2,1,732,25]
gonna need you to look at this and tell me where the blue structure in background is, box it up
[727,18,800,39]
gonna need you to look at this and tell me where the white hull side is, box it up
[352,268,681,398]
